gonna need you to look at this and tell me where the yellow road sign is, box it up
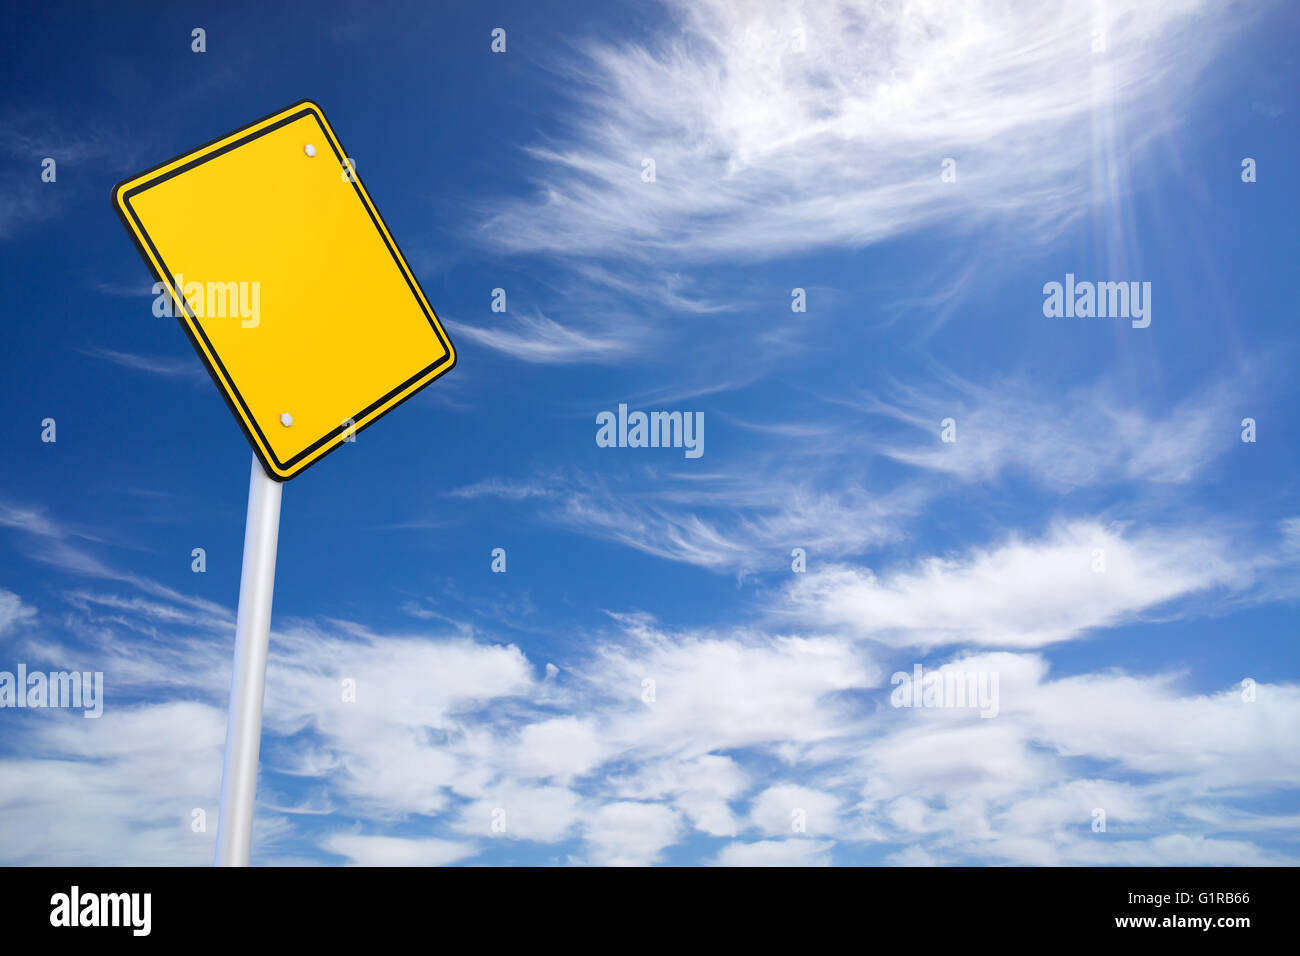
[113,100,456,480]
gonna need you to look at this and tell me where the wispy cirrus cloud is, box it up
[463,0,1257,373]
[439,369,1256,576]
[461,0,1265,374]
[0,500,235,630]
[857,376,1241,490]
[450,310,645,364]
[0,588,36,636]
[81,347,208,382]
[484,0,1243,263]
[782,520,1255,650]
[447,478,556,501]
[449,468,923,574]
[0,114,147,240]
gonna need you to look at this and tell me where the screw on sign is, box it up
[113,100,457,866]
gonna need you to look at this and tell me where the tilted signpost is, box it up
[113,100,457,865]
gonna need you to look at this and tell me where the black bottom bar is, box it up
[0,865,1286,941]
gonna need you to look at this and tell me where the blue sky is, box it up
[1,0,1298,866]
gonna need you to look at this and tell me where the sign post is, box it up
[214,456,283,866]
[112,100,457,866]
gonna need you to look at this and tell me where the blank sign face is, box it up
[113,100,456,480]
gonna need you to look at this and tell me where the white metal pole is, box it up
[214,455,283,866]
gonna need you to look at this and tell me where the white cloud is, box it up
[852,652,1300,864]
[0,702,226,865]
[784,521,1250,648]
[886,845,941,866]
[451,311,643,364]
[451,784,582,843]
[485,0,1239,262]
[1062,834,1291,866]
[0,588,35,636]
[462,0,1264,372]
[436,372,1252,578]
[863,378,1236,490]
[261,627,537,817]
[1019,670,1300,784]
[456,468,923,575]
[749,784,840,837]
[80,347,208,382]
[1,516,1296,868]
[714,838,833,866]
[510,717,605,782]
[321,834,477,866]
[585,619,879,760]
[583,801,683,866]
[606,754,749,837]
[0,117,142,239]
[448,478,555,501]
